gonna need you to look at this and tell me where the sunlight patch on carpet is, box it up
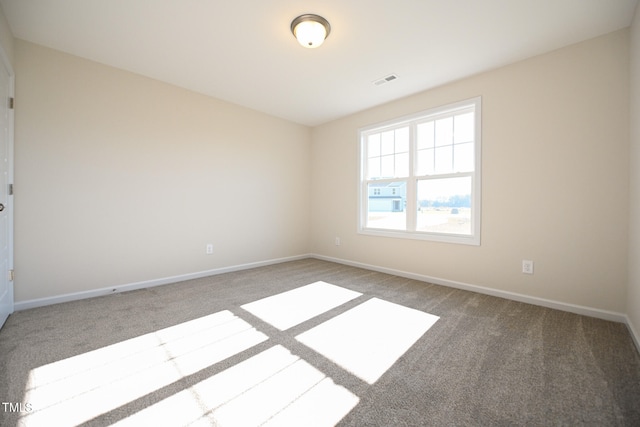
[296,298,439,384]
[20,311,267,426]
[19,282,437,425]
[113,345,359,427]
[241,281,362,330]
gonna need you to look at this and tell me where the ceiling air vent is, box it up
[373,74,398,86]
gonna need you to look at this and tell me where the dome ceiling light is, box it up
[290,14,331,48]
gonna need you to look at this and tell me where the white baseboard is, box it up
[313,253,640,354]
[13,252,640,355]
[311,254,629,324]
[14,254,311,311]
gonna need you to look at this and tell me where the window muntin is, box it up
[416,110,475,176]
[359,98,481,245]
[366,126,410,179]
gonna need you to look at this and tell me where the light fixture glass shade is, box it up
[291,14,331,48]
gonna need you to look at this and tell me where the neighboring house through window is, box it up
[358,97,481,245]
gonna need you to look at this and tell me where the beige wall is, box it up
[311,29,630,313]
[8,23,637,320]
[629,5,640,337]
[14,40,311,302]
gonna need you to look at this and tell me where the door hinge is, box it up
[8,97,13,110]
[8,269,14,281]
[8,183,13,195]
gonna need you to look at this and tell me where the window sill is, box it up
[358,227,480,246]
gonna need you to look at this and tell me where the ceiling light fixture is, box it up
[291,14,331,48]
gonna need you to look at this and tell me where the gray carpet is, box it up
[1,258,639,426]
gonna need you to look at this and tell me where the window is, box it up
[359,97,481,245]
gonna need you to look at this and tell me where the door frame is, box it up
[0,42,14,330]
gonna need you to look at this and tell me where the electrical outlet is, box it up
[522,260,534,275]
[335,237,341,246]
[206,244,213,255]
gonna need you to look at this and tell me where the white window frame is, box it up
[358,97,481,245]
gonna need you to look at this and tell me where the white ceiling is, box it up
[1,0,638,126]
